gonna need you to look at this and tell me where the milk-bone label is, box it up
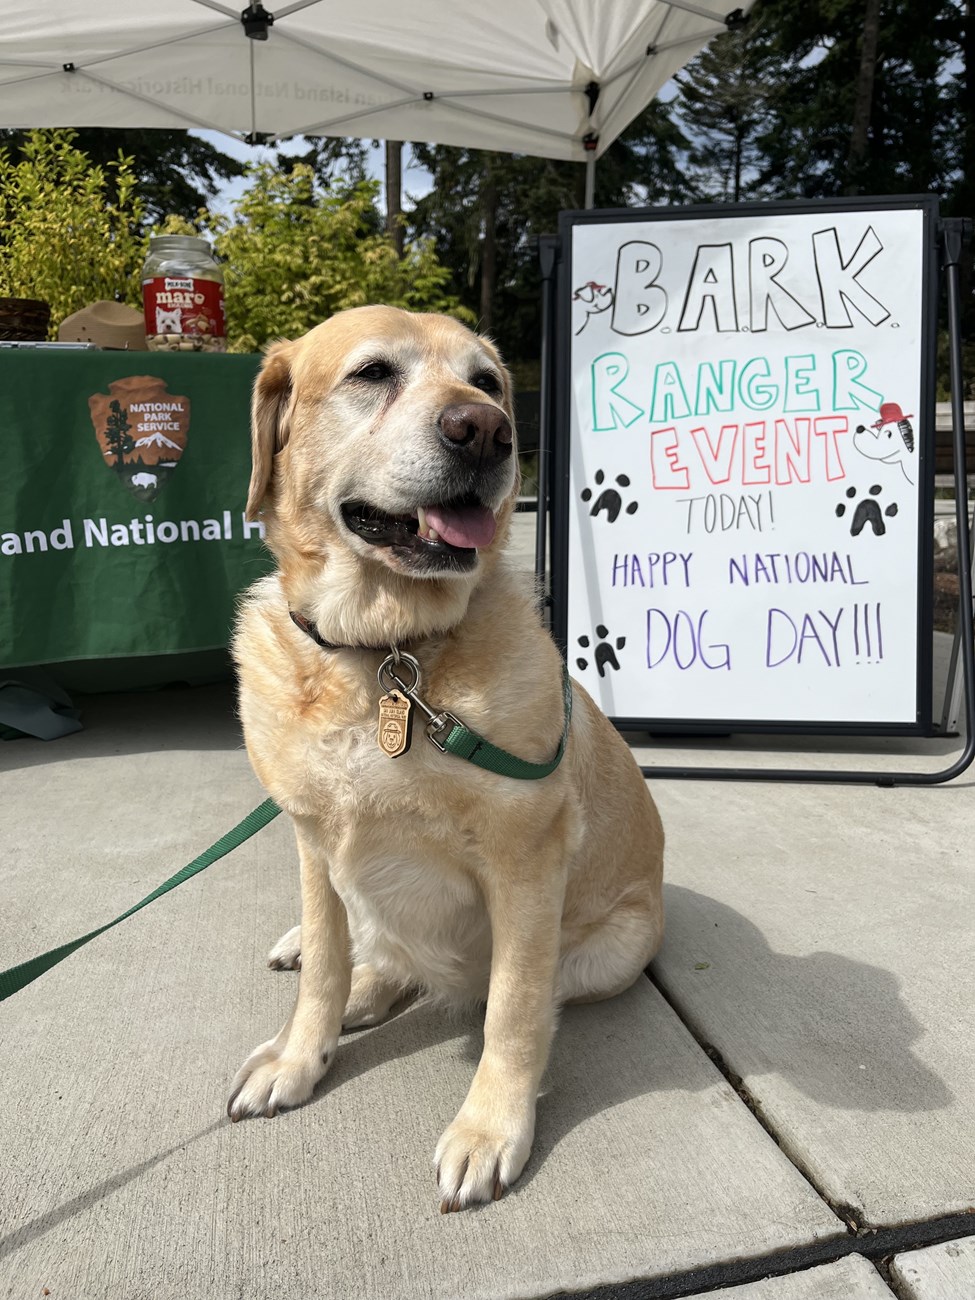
[143,276,226,338]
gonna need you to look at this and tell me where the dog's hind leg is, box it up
[269,933,412,1024]
[557,896,663,1005]
[343,965,415,1029]
[267,932,409,1025]
[268,924,302,970]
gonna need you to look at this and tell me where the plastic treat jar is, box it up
[142,235,227,353]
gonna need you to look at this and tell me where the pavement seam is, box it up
[645,969,853,1229]
[555,1214,975,1300]
[610,970,975,1300]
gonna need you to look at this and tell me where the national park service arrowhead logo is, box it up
[88,376,190,503]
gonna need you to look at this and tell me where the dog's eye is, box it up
[350,360,396,383]
[471,371,502,397]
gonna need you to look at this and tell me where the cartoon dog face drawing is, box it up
[853,401,916,485]
[572,281,614,335]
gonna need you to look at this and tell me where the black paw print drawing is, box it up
[581,470,639,523]
[577,626,626,677]
[835,484,899,537]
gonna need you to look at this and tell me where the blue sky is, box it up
[193,131,434,214]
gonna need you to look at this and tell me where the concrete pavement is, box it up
[1,520,973,1298]
[683,1255,898,1298]
[890,1237,975,1299]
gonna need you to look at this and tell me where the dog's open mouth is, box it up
[341,494,497,572]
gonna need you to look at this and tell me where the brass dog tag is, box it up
[377,691,413,758]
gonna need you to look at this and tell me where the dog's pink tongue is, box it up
[424,504,497,549]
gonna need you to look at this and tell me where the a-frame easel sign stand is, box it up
[535,198,974,787]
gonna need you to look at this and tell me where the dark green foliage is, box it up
[408,100,691,361]
[0,128,243,223]
[284,135,371,187]
[745,0,959,199]
[674,20,782,202]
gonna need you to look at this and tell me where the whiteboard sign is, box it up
[554,198,936,733]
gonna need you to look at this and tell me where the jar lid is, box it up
[148,234,213,254]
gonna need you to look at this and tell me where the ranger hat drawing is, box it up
[853,400,916,484]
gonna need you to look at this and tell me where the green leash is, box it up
[0,667,572,1004]
[437,664,573,779]
[0,797,281,1004]
[378,654,573,780]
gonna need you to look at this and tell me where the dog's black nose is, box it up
[438,403,512,465]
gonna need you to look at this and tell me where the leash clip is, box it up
[378,652,466,755]
[425,711,462,752]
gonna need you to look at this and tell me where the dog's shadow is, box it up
[295,883,948,1196]
[653,886,951,1115]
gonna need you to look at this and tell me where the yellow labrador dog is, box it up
[228,305,664,1210]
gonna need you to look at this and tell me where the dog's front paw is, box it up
[227,1037,332,1121]
[267,924,301,970]
[434,1105,534,1211]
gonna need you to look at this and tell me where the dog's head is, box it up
[246,306,520,645]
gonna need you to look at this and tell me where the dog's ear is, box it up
[246,338,297,521]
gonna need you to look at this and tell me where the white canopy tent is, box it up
[1,0,753,197]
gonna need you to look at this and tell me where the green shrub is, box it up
[0,130,145,331]
[1,135,469,351]
[206,162,473,352]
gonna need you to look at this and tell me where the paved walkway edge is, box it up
[562,1211,975,1300]
[594,970,975,1300]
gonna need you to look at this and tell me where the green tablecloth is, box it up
[0,351,273,684]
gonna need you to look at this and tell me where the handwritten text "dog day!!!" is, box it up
[567,207,926,725]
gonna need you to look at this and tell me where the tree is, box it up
[0,128,243,225]
[409,100,690,361]
[941,1,975,212]
[191,161,471,351]
[846,0,883,189]
[748,0,957,198]
[674,22,781,202]
[0,131,145,332]
[410,145,571,356]
[600,97,695,208]
[104,400,135,468]
[385,141,405,257]
[283,135,370,187]
[479,155,498,331]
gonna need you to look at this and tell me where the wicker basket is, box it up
[0,297,52,342]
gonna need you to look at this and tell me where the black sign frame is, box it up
[550,195,941,739]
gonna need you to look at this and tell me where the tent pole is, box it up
[584,156,595,209]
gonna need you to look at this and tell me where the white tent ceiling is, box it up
[0,1,753,161]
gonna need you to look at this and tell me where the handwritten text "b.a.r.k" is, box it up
[608,227,889,337]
